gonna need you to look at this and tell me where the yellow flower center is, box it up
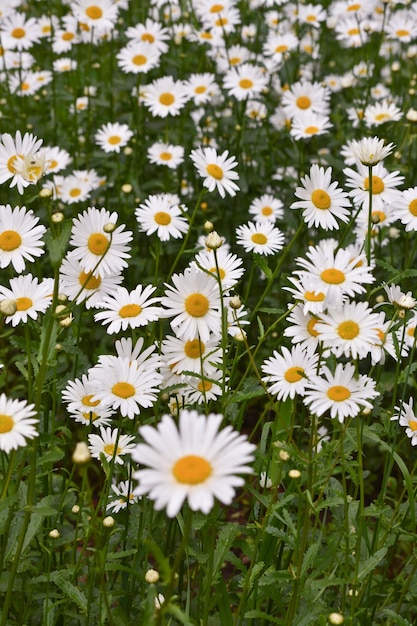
[347,3,361,10]
[154,211,171,225]
[173,454,212,484]
[320,268,345,284]
[251,233,267,245]
[16,297,32,311]
[159,92,175,106]
[111,382,135,398]
[296,95,311,109]
[82,411,99,421]
[185,293,209,317]
[337,320,359,340]
[407,326,415,337]
[229,56,241,64]
[210,3,224,11]
[198,380,213,392]
[141,33,155,43]
[88,232,109,255]
[409,421,417,432]
[215,17,228,26]
[374,113,389,122]
[133,54,146,65]
[364,175,384,194]
[21,82,30,91]
[327,385,351,402]
[372,210,386,223]
[184,339,205,359]
[12,27,25,38]
[261,206,273,216]
[275,44,288,53]
[0,414,14,433]
[408,199,417,216]
[195,85,207,94]
[86,6,103,19]
[305,126,319,134]
[63,32,75,41]
[79,271,101,290]
[209,267,226,280]
[376,329,385,342]
[311,189,331,210]
[159,152,172,161]
[119,303,142,318]
[7,154,21,174]
[206,163,223,179]
[307,318,320,337]
[0,230,22,251]
[396,29,409,37]
[82,394,100,407]
[306,14,317,21]
[108,135,121,145]
[104,443,121,456]
[284,366,305,383]
[69,188,81,197]
[239,78,254,89]
[348,27,360,35]
[304,290,325,302]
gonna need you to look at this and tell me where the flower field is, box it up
[1,0,417,624]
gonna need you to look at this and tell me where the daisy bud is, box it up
[49,529,60,539]
[55,343,63,351]
[204,220,214,232]
[288,469,301,479]
[328,613,344,625]
[124,147,133,155]
[279,450,290,461]
[375,295,385,303]
[122,183,132,193]
[229,295,242,309]
[234,331,246,342]
[55,304,69,317]
[39,188,53,198]
[59,315,73,327]
[72,442,91,464]
[145,569,160,584]
[103,516,115,528]
[51,212,64,223]
[406,107,417,122]
[0,298,17,316]
[362,407,372,415]
[388,227,400,239]
[205,231,223,250]
[72,505,80,514]
[103,222,117,233]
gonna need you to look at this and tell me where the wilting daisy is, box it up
[391,398,417,445]
[161,267,222,342]
[94,284,162,334]
[107,480,140,513]
[95,122,133,153]
[0,130,43,194]
[193,247,244,290]
[236,221,285,255]
[88,427,136,465]
[0,274,53,326]
[132,409,256,517]
[190,147,240,198]
[249,194,284,222]
[303,362,379,422]
[161,334,222,375]
[344,162,404,212]
[0,204,46,273]
[143,76,189,118]
[147,142,185,169]
[69,207,132,277]
[223,63,268,101]
[349,136,395,166]
[135,194,189,241]
[0,393,38,453]
[315,301,381,360]
[291,164,351,230]
[262,345,320,401]
[59,253,123,308]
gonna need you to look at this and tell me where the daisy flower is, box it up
[161,267,222,343]
[349,136,395,166]
[116,41,161,74]
[405,313,417,348]
[94,284,162,334]
[62,374,114,424]
[364,99,403,127]
[344,162,404,212]
[69,207,132,278]
[0,204,46,273]
[383,284,416,310]
[70,0,119,34]
[284,304,324,351]
[190,146,240,198]
[298,3,327,27]
[193,247,245,290]
[0,13,41,50]
[135,194,189,241]
[125,17,169,53]
[223,63,268,101]
[393,187,417,231]
[0,274,53,327]
[284,275,327,315]
[143,76,189,118]
[391,398,417,445]
[147,142,185,169]
[183,370,225,405]
[132,409,256,517]
[161,334,222,375]
[89,357,162,419]
[88,427,136,465]
[261,345,320,401]
[44,146,72,174]
[315,301,381,359]
[303,362,379,423]
[184,73,219,105]
[111,337,162,371]
[0,393,38,453]
[291,164,351,230]
[0,130,43,194]
[107,480,140,513]
[249,194,284,222]
[290,112,333,140]
[262,32,299,62]
[56,175,92,205]
[59,253,123,308]
[235,221,285,255]
[281,80,330,118]
[94,122,133,153]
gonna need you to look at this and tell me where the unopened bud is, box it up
[145,569,160,583]
[39,187,53,198]
[328,613,344,625]
[72,504,80,514]
[288,469,301,479]
[204,220,214,232]
[122,183,132,193]
[205,231,223,250]
[103,516,115,528]
[49,529,60,539]
[229,295,242,309]
[103,222,116,233]
[51,212,64,223]
[72,442,91,464]
[0,298,17,316]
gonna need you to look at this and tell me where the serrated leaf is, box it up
[213,523,240,579]
[357,547,387,581]
[50,571,87,613]
[45,221,72,268]
[244,609,284,624]
[253,254,273,280]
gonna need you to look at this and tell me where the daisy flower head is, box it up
[116,41,161,74]
[132,409,256,517]
[161,267,222,342]
[383,283,416,310]
[107,480,140,513]
[344,162,404,212]
[190,146,239,198]
[364,99,403,127]
[147,142,185,169]
[261,345,320,401]
[0,274,53,327]
[290,112,332,140]
[391,398,417,445]
[183,369,225,405]
[62,373,115,426]
[43,146,72,174]
[95,122,133,153]
[94,284,162,334]
[59,253,123,309]
[0,394,38,453]
[284,275,327,315]
[70,0,119,34]
[161,334,221,376]
[249,194,284,222]
[223,63,268,101]
[236,221,285,256]
[281,80,330,118]
[303,362,379,423]
[0,13,41,51]
[125,17,169,53]
[69,207,132,278]
[0,204,46,273]
[88,427,136,465]
[393,187,417,232]
[193,247,244,290]
[291,164,351,230]
[349,136,395,166]
[297,2,327,27]
[0,130,43,194]
[284,304,323,351]
[135,194,189,241]
[143,76,189,118]
[184,73,219,106]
